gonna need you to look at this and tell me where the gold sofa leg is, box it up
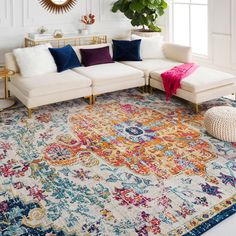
[194,104,199,113]
[84,96,93,105]
[89,95,93,105]
[142,85,147,93]
[145,85,150,93]
[28,108,33,118]
[149,86,153,94]
[92,95,96,104]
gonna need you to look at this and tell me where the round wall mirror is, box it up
[53,0,68,5]
[39,0,77,14]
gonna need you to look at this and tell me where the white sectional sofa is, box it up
[5,42,236,118]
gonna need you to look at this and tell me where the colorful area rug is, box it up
[0,89,236,235]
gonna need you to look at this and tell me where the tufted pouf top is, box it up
[204,106,236,142]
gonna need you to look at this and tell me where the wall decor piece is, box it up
[39,0,77,14]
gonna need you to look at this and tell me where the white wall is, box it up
[0,0,132,65]
[231,0,236,70]
[209,0,236,73]
[193,0,236,74]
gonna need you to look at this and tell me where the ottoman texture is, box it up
[204,106,236,142]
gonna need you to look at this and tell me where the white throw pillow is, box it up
[131,34,165,59]
[13,43,57,77]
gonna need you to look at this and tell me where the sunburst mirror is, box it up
[39,0,77,14]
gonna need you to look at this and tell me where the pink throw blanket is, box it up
[161,63,198,101]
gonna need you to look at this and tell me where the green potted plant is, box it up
[112,0,168,35]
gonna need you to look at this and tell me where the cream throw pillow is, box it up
[13,43,57,77]
[131,34,165,59]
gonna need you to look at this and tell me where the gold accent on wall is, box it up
[39,0,77,14]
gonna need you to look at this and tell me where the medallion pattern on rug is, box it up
[0,90,236,235]
[45,103,216,179]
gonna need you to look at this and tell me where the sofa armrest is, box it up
[5,53,19,73]
[163,43,192,63]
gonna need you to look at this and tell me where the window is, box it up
[170,0,208,56]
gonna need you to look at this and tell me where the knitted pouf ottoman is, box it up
[204,106,236,142]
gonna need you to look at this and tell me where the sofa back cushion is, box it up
[73,43,113,62]
[80,46,114,67]
[112,39,142,61]
[13,43,57,77]
[49,45,81,72]
[162,43,192,63]
[131,34,165,59]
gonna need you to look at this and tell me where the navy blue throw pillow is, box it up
[49,45,81,72]
[112,39,142,61]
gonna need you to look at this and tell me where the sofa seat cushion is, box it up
[73,62,144,86]
[11,70,91,97]
[150,66,236,93]
[121,59,181,77]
